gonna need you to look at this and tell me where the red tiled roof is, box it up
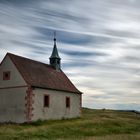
[8,53,82,94]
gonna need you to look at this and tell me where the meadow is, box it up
[0,108,140,140]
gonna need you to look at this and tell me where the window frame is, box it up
[44,95,50,107]
[3,71,11,80]
[66,96,70,108]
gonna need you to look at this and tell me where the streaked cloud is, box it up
[0,0,140,111]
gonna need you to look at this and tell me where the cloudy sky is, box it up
[0,0,140,111]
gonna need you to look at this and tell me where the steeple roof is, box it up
[50,38,60,59]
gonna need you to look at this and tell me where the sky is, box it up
[0,0,140,111]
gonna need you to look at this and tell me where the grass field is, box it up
[0,108,140,140]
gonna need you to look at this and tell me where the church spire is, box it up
[49,32,61,70]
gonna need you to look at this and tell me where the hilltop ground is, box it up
[0,108,140,140]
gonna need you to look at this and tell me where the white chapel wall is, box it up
[32,88,81,121]
[0,55,27,123]
[0,55,27,88]
[0,87,27,123]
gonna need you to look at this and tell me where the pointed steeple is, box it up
[49,32,61,70]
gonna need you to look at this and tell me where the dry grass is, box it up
[0,108,140,140]
[88,133,140,140]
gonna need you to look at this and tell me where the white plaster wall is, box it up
[0,55,27,123]
[0,55,27,88]
[32,88,81,121]
[0,87,27,123]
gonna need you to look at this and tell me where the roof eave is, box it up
[31,85,83,94]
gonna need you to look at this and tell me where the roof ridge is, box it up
[7,52,51,68]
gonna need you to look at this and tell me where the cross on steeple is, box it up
[54,31,56,39]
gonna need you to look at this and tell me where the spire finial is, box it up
[54,31,56,43]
